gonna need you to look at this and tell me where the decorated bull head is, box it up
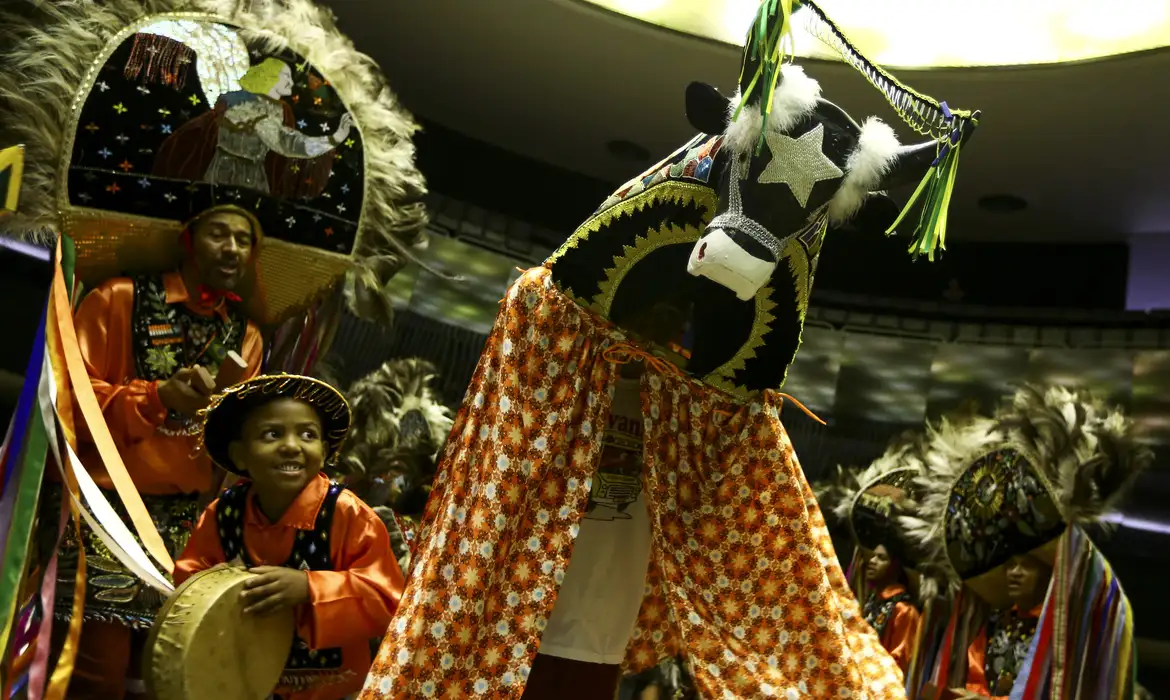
[546,0,979,398]
[684,70,976,301]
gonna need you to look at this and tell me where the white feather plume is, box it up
[724,64,821,155]
[826,117,900,224]
[903,385,1152,589]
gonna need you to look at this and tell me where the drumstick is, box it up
[191,365,216,395]
[215,350,247,391]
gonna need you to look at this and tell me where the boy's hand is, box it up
[241,566,310,616]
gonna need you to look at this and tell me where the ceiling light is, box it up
[721,0,758,41]
[1065,0,1168,41]
[607,0,670,14]
[1101,512,1170,535]
[578,0,1170,68]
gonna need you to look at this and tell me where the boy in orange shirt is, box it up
[175,374,405,700]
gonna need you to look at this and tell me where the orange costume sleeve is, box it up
[239,325,264,380]
[172,502,227,585]
[294,494,404,649]
[880,600,922,673]
[72,275,263,495]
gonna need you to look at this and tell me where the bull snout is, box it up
[686,227,777,301]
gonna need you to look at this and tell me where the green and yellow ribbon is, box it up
[731,0,798,153]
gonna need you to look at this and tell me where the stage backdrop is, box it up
[330,230,1170,452]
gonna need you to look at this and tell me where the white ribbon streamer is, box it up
[38,351,173,593]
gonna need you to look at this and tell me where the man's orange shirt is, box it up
[73,272,262,495]
[175,474,405,700]
[874,584,921,674]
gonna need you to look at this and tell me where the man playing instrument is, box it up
[45,205,264,698]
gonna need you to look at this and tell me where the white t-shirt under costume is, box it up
[538,377,653,665]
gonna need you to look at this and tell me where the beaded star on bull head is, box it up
[547,0,980,399]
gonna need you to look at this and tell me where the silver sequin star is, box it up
[757,123,844,209]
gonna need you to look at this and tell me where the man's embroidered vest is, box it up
[131,273,247,382]
[983,609,1040,689]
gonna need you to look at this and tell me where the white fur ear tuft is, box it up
[826,117,901,224]
[768,65,822,134]
[724,95,762,155]
[723,65,822,156]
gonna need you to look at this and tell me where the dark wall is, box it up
[414,119,612,247]
[816,231,1130,310]
[0,241,53,426]
[415,119,1131,310]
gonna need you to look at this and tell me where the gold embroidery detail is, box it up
[774,218,829,390]
[94,588,139,604]
[702,229,818,398]
[547,178,830,401]
[545,181,719,277]
[701,277,779,396]
[593,220,706,318]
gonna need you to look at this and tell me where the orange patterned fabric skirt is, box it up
[360,267,904,699]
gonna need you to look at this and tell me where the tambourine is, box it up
[143,566,294,700]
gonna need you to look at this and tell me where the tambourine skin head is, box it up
[144,566,294,700]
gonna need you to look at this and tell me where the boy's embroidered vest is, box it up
[131,274,247,382]
[215,481,346,676]
[862,590,914,638]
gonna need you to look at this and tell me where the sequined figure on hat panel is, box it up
[70,20,363,258]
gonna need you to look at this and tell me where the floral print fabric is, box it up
[360,267,903,699]
[625,370,903,698]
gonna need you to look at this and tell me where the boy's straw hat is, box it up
[199,374,351,475]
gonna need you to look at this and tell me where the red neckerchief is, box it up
[196,284,242,307]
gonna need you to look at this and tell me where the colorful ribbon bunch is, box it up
[0,237,175,699]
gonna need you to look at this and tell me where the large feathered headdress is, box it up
[902,384,1152,604]
[816,432,948,604]
[0,0,428,325]
[328,357,452,578]
[332,358,453,512]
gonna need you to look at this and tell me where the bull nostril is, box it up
[697,243,707,261]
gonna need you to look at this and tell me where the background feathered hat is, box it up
[316,357,452,577]
[902,384,1153,606]
[327,358,453,509]
[816,432,946,604]
[0,0,428,325]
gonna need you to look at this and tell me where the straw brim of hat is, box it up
[199,374,351,475]
[963,537,1060,609]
